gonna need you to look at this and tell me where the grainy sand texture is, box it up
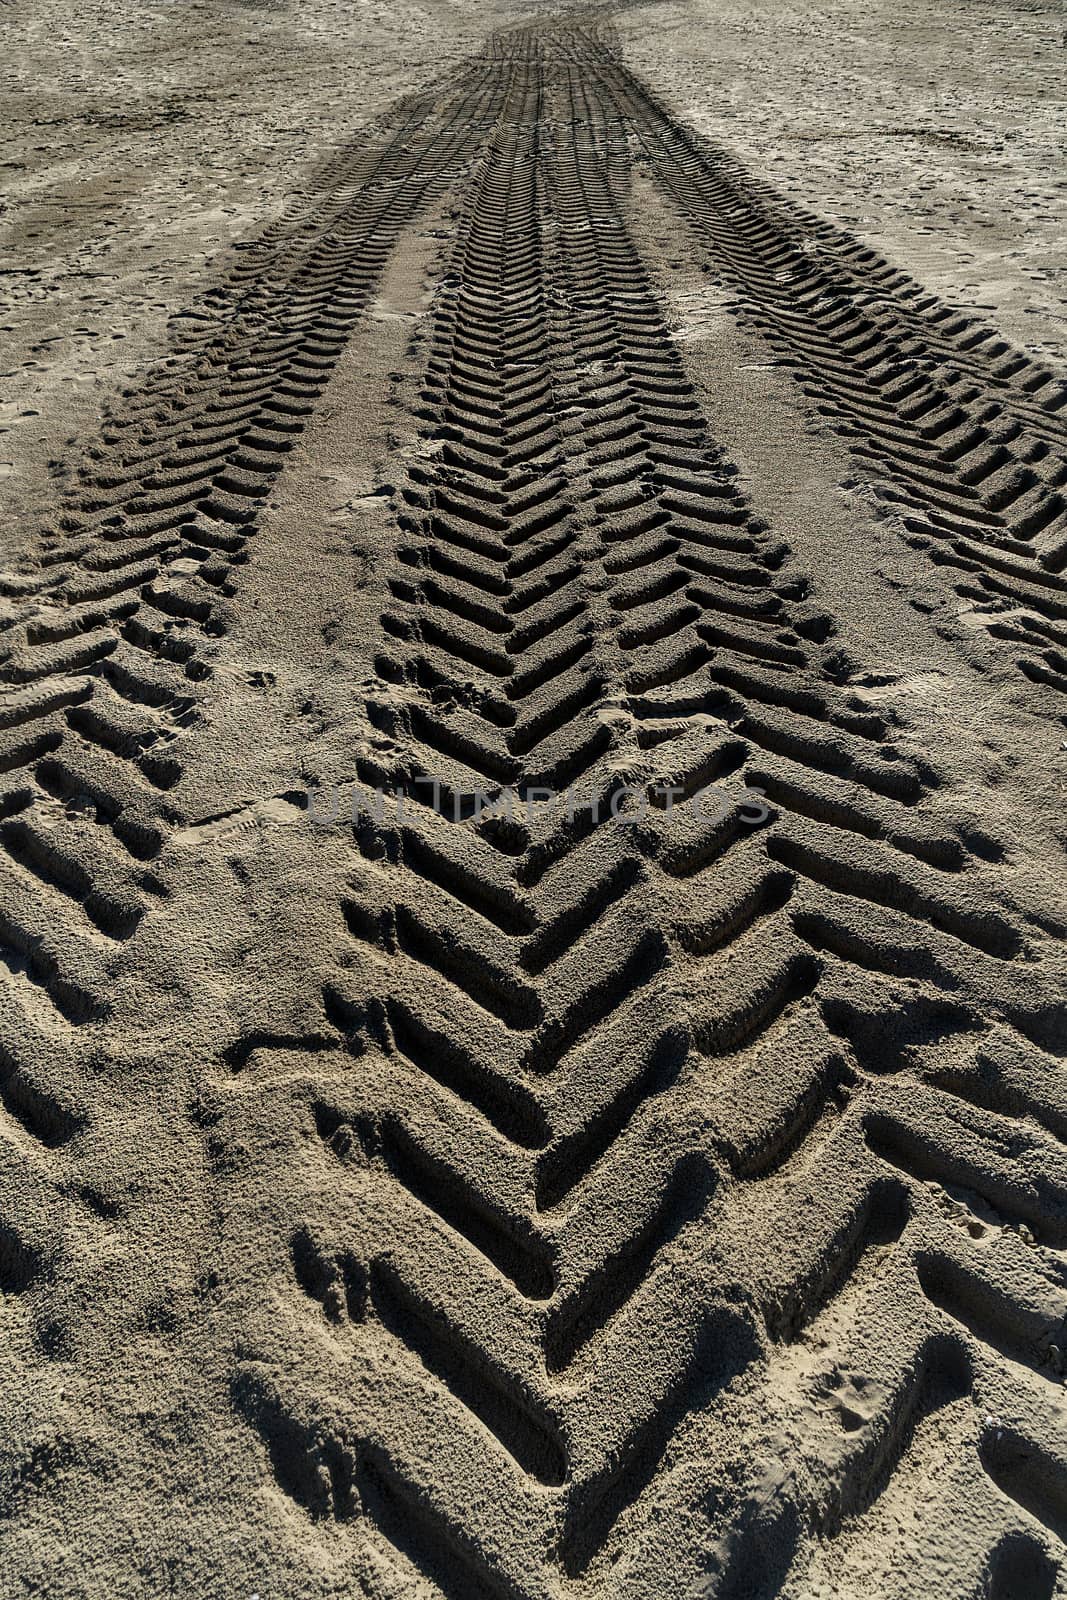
[0,2,1065,1597]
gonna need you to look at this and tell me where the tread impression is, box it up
[0,60,521,1026]
[229,28,1067,1600]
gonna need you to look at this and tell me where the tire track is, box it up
[0,48,534,1592]
[0,59,520,1027]
[576,32,1067,702]
[229,25,1067,1598]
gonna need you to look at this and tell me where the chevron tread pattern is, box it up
[0,65,523,1028]
[578,38,1067,701]
[226,25,1067,1600]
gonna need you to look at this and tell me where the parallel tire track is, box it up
[581,34,1067,700]
[0,61,520,1027]
[0,59,527,1434]
[230,25,1067,1600]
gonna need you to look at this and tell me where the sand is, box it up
[0,3,1064,1597]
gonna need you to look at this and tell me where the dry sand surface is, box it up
[0,1,1065,1596]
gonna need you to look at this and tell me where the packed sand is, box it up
[0,2,1065,1597]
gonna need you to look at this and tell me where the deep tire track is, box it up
[229,25,1067,1600]
[579,33,1067,702]
[0,58,529,1545]
[0,60,522,1029]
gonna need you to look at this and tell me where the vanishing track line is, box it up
[0,14,1061,1600]
[0,50,527,1448]
[0,59,522,1030]
[230,25,1067,1600]
[582,36,1067,701]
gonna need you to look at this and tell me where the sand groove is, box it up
[228,25,1067,1598]
[570,34,1067,700]
[0,64,529,1026]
